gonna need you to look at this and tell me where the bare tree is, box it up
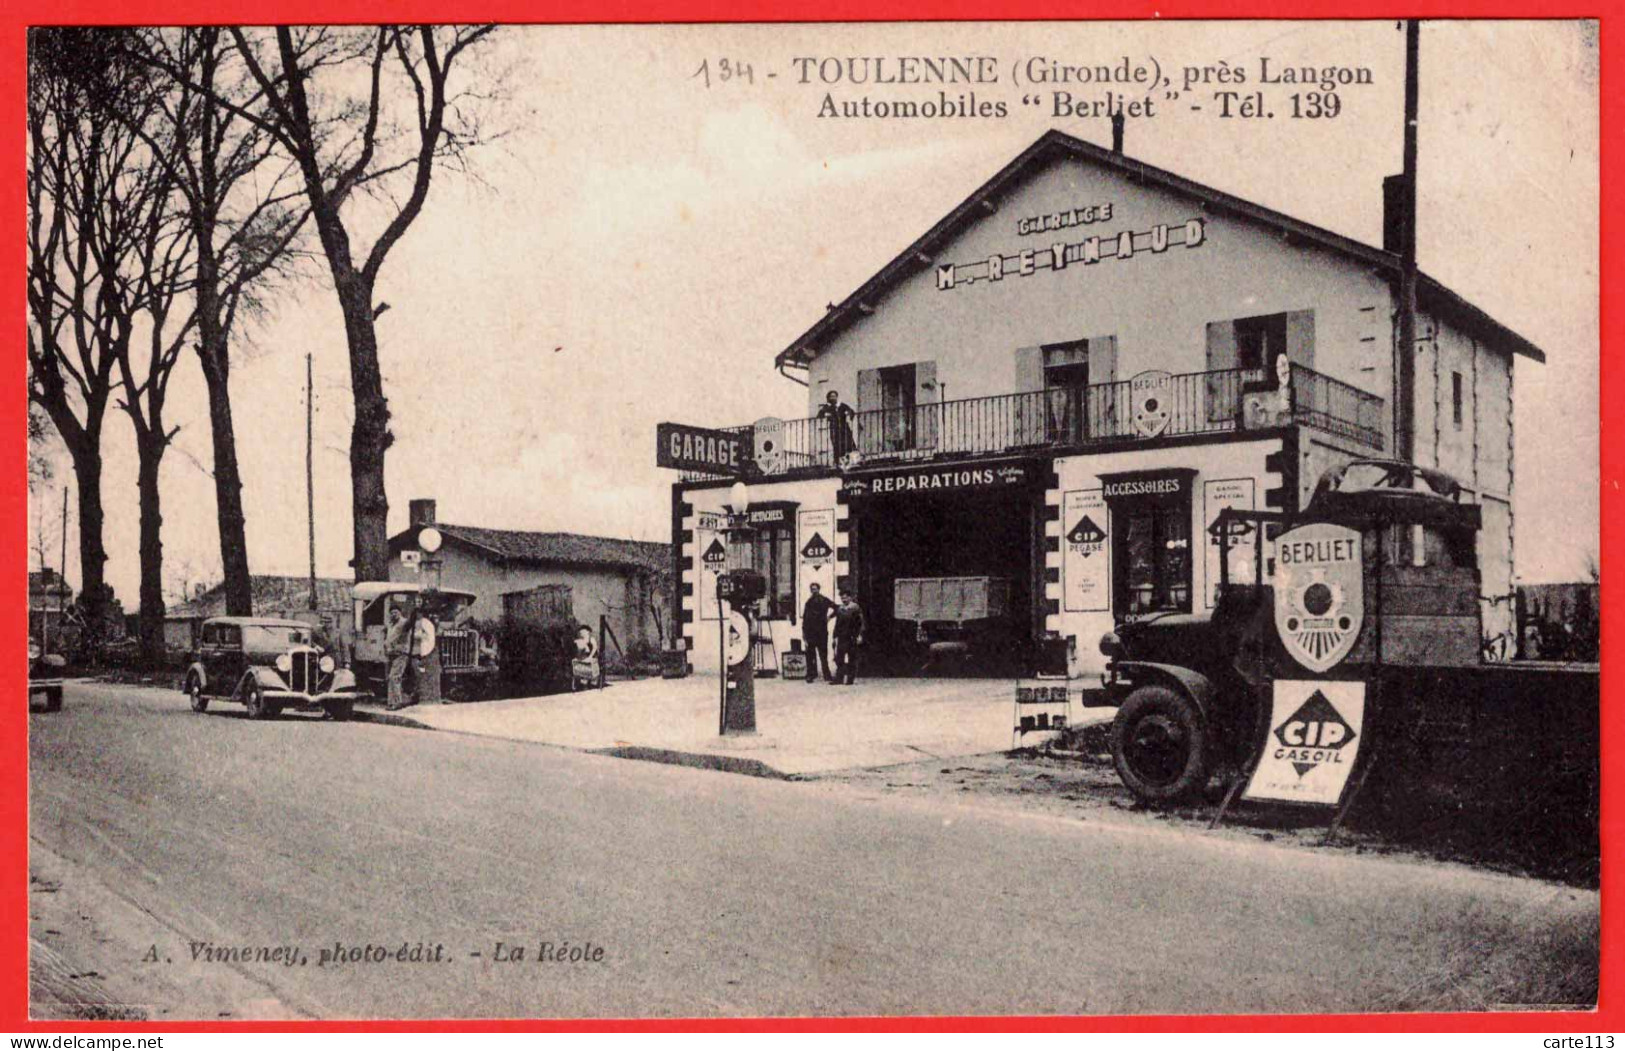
[27,28,154,644]
[112,145,199,665]
[224,25,500,582]
[123,27,311,617]
[27,405,56,493]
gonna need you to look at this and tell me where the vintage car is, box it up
[183,616,359,721]
[28,636,67,712]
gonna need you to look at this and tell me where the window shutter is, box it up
[914,360,938,449]
[1014,346,1043,445]
[1205,320,1238,371]
[1206,321,1239,423]
[855,368,883,412]
[1285,310,1315,371]
[1091,335,1119,436]
[855,367,882,454]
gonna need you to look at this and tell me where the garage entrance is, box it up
[845,461,1043,676]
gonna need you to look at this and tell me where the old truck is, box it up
[349,582,498,702]
[893,575,1015,674]
[1089,459,1597,807]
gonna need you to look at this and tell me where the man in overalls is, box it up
[385,604,412,710]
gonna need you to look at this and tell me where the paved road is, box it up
[29,682,1597,1019]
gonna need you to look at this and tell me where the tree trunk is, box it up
[197,329,253,616]
[69,443,108,644]
[335,262,391,583]
[135,436,166,667]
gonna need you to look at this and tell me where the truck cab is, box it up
[350,582,494,700]
[1096,460,1486,803]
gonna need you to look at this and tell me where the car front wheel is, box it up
[1111,684,1210,804]
[325,697,354,722]
[243,683,273,720]
[42,687,63,713]
[188,676,209,713]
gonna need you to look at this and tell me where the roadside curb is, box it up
[586,744,791,780]
[352,707,436,731]
[348,706,793,778]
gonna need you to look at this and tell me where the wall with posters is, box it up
[1049,435,1284,676]
[678,476,841,674]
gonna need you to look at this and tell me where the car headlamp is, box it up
[275,653,292,673]
[28,640,41,661]
[1098,631,1122,658]
[319,654,336,673]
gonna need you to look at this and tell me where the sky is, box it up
[26,20,1600,605]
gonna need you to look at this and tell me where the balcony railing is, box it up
[685,364,1384,480]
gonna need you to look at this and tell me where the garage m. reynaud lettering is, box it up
[937,217,1205,291]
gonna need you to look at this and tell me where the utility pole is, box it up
[1396,19,1421,462]
[307,353,318,610]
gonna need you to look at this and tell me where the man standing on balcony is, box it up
[801,582,836,683]
[817,389,857,464]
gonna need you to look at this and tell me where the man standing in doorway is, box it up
[801,582,836,683]
[832,587,865,686]
[385,604,412,711]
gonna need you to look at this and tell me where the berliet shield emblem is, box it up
[1274,522,1364,673]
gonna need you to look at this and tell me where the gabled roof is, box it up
[776,128,1545,367]
[389,524,670,575]
[168,575,352,620]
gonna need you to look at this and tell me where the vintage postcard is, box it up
[23,20,1599,1022]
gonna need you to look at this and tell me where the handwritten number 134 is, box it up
[692,59,755,87]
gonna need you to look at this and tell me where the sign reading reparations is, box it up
[657,422,749,475]
[841,461,1033,497]
[1274,522,1364,673]
[1243,680,1366,805]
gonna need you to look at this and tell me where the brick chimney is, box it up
[408,499,437,528]
[1111,112,1125,153]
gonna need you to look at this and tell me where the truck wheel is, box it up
[244,683,273,720]
[43,687,62,713]
[187,676,209,713]
[1111,685,1210,804]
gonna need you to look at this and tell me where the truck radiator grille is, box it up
[440,631,475,668]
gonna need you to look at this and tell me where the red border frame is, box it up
[2,5,1616,1033]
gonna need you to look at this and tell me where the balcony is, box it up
[685,364,1385,481]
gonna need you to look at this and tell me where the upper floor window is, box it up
[1233,313,1289,372]
[1452,371,1464,429]
[1206,310,1315,422]
[856,361,938,453]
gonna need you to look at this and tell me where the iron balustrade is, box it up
[680,364,1385,480]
